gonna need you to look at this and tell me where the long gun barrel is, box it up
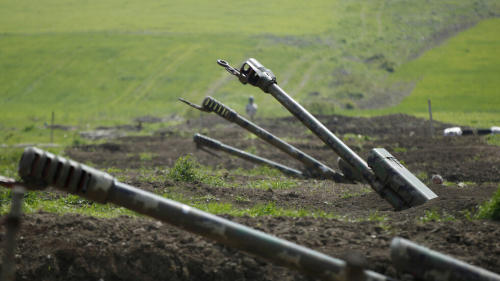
[391,237,500,281]
[180,96,354,183]
[14,147,397,281]
[193,133,305,178]
[217,59,437,210]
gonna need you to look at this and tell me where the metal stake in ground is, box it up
[216,58,438,210]
[428,99,434,138]
[1,184,25,281]
[179,96,357,183]
[50,111,54,143]
[15,147,398,281]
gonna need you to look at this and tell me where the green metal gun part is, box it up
[14,147,397,281]
[192,133,306,178]
[217,58,437,210]
[391,237,500,281]
[180,96,356,183]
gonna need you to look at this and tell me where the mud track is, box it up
[2,114,500,280]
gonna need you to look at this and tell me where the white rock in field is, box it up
[458,182,467,188]
[432,175,443,184]
[443,127,462,136]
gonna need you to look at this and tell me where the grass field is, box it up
[0,0,499,144]
[345,18,500,128]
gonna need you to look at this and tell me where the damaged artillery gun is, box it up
[0,147,395,281]
[180,96,360,183]
[216,58,438,210]
[3,149,498,281]
[192,133,307,178]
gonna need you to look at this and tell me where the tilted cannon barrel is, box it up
[13,147,397,281]
[391,237,500,281]
[193,133,305,178]
[180,96,354,183]
[217,58,437,210]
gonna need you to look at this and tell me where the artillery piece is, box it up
[0,147,395,281]
[193,133,306,178]
[180,96,357,183]
[216,58,438,210]
[391,237,500,281]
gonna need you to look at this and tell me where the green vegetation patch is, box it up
[245,178,298,190]
[477,188,500,221]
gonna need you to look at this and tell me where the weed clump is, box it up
[477,189,500,221]
[168,155,199,182]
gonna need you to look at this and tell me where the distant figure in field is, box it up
[245,95,258,122]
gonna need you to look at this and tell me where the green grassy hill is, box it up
[346,18,500,127]
[0,0,499,143]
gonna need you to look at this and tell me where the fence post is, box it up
[50,111,54,143]
[428,100,434,137]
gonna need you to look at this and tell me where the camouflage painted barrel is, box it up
[391,237,500,281]
[217,58,438,210]
[16,147,396,281]
[192,133,305,177]
[1,186,25,281]
[180,96,351,183]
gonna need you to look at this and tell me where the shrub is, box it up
[168,155,199,182]
[22,125,35,132]
[476,189,500,221]
[345,100,355,110]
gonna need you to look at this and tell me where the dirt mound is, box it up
[67,114,499,183]
[2,212,499,281]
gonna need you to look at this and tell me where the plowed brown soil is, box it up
[2,114,500,280]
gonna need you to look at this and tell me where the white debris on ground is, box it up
[491,126,500,135]
[443,127,462,136]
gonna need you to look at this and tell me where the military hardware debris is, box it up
[180,96,353,183]
[1,146,398,281]
[2,148,499,281]
[391,237,500,281]
[192,133,306,178]
[216,58,438,210]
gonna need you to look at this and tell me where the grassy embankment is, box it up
[345,18,500,129]
[1,0,499,145]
